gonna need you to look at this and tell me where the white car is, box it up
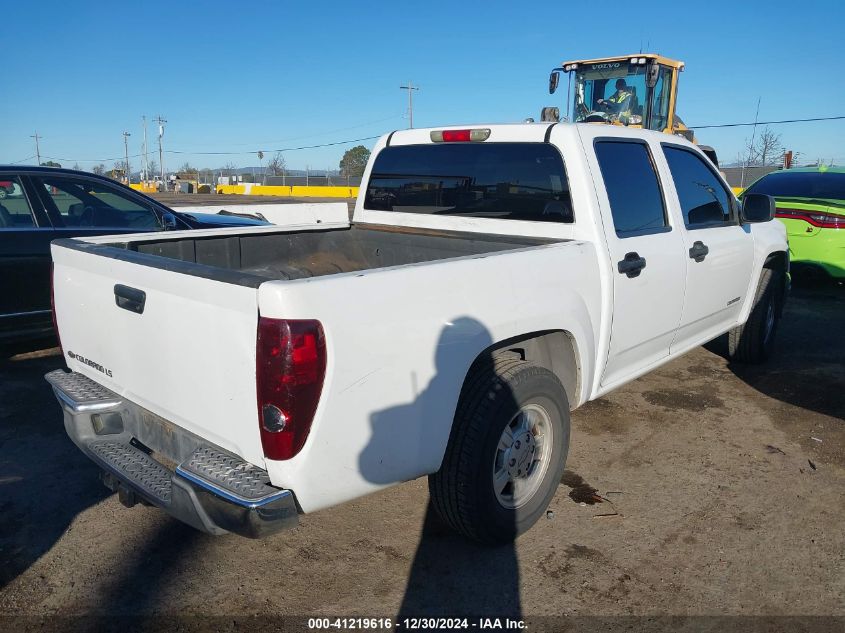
[47,123,787,544]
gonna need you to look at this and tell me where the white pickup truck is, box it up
[47,123,787,544]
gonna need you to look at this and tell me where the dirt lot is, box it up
[0,282,842,629]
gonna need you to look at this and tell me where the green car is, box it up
[743,165,845,279]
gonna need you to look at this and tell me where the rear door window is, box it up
[594,140,668,236]
[37,176,161,229]
[0,176,37,229]
[364,143,574,223]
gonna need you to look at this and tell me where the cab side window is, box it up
[0,177,36,229]
[663,146,733,227]
[38,177,161,230]
[594,140,668,237]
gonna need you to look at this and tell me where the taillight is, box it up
[50,264,63,354]
[430,128,491,143]
[256,318,326,461]
[776,208,845,229]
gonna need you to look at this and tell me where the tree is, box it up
[92,163,106,176]
[147,159,158,179]
[339,145,370,178]
[40,160,61,168]
[218,163,239,183]
[179,162,197,174]
[72,163,81,171]
[738,126,786,167]
[267,151,286,176]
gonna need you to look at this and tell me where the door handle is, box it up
[617,252,647,278]
[114,284,146,314]
[689,241,709,262]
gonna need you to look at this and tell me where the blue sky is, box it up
[2,0,843,172]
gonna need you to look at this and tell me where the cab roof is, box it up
[562,53,685,70]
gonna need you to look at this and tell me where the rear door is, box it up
[583,133,687,387]
[658,143,754,351]
[0,175,56,340]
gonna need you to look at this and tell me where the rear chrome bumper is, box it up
[45,369,299,538]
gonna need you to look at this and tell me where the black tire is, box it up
[728,268,784,363]
[429,357,570,544]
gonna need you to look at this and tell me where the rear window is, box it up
[364,143,574,223]
[745,171,845,200]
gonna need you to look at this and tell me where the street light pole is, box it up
[154,115,167,182]
[123,131,131,184]
[399,81,420,129]
[142,115,149,182]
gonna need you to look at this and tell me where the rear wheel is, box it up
[429,357,570,544]
[728,268,784,363]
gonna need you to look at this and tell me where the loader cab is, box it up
[550,54,685,136]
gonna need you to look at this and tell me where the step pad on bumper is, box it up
[45,369,122,412]
[179,445,279,502]
[90,440,173,504]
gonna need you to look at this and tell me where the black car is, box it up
[0,166,267,345]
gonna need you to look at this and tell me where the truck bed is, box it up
[91,224,558,282]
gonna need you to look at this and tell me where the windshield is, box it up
[574,63,646,125]
[745,171,845,201]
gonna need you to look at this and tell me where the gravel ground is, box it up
[0,281,842,630]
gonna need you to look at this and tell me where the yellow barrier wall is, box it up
[129,183,158,193]
[216,184,358,198]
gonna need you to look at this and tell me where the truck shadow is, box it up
[360,317,522,619]
[710,281,845,421]
[0,349,110,589]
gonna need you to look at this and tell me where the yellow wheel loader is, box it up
[546,54,719,165]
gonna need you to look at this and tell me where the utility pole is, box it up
[399,81,420,128]
[142,115,149,182]
[154,115,167,181]
[30,132,42,164]
[122,131,131,184]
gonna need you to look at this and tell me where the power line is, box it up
[166,135,382,156]
[34,134,383,164]
[177,114,402,149]
[8,155,37,165]
[694,115,845,129]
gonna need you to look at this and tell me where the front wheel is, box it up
[728,268,784,363]
[429,358,570,544]
[0,188,8,199]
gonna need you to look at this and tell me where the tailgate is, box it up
[51,240,265,467]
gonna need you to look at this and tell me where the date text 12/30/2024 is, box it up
[308,618,527,630]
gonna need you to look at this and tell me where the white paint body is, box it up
[51,123,787,513]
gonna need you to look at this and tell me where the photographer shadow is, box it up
[359,317,522,619]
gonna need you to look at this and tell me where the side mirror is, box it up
[741,193,775,223]
[549,71,560,94]
[161,212,178,230]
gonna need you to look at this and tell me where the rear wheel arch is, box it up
[461,330,581,411]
